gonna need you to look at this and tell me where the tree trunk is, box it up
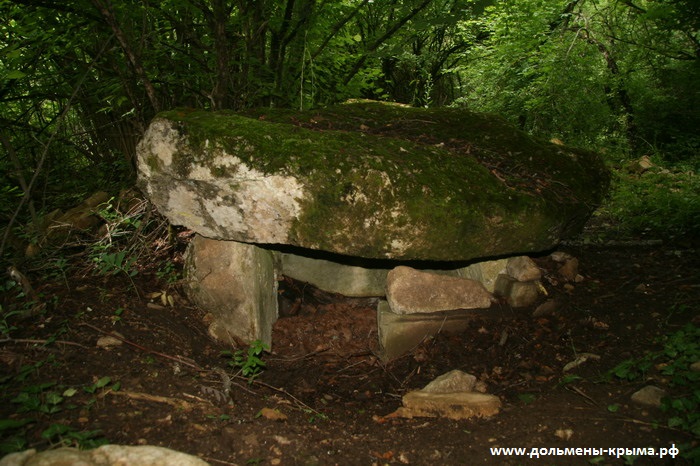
[583,30,639,152]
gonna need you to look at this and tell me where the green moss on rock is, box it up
[141,101,609,260]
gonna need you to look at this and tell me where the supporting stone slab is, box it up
[277,252,511,298]
[458,258,508,292]
[278,252,387,297]
[184,235,277,347]
[377,301,477,361]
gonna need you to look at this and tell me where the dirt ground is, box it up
[1,235,699,465]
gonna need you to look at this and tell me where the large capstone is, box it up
[137,101,609,261]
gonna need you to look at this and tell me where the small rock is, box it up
[690,361,700,372]
[96,333,124,348]
[533,299,559,317]
[393,391,501,420]
[386,370,500,420]
[0,445,210,466]
[555,428,574,441]
[562,353,600,372]
[494,275,540,307]
[558,258,579,281]
[550,251,573,262]
[506,256,541,282]
[243,433,259,447]
[629,155,654,173]
[273,435,292,445]
[422,370,478,393]
[631,385,667,408]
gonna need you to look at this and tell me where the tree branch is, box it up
[343,0,433,86]
[90,0,161,113]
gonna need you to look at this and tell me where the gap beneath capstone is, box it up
[273,275,381,359]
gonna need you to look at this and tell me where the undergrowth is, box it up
[0,351,118,453]
[595,159,700,242]
[609,323,700,460]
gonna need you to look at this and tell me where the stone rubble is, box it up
[378,255,547,360]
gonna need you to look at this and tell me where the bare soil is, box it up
[1,239,699,466]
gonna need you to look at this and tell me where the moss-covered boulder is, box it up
[137,101,608,261]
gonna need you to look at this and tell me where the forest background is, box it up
[1,0,699,253]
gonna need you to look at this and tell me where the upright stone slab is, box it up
[278,253,510,298]
[184,235,277,347]
[377,301,478,361]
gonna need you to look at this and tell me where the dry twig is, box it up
[0,338,90,349]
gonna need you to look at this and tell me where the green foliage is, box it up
[87,198,147,294]
[600,166,700,240]
[156,261,180,285]
[517,393,537,404]
[558,374,583,386]
[92,250,137,278]
[0,293,119,453]
[1,374,116,452]
[83,376,120,395]
[305,410,329,424]
[609,324,700,457]
[0,303,20,338]
[40,423,107,449]
[458,0,699,162]
[220,340,269,383]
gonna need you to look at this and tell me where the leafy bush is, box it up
[599,164,700,241]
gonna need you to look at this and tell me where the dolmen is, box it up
[136,100,608,360]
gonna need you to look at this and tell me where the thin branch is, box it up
[343,0,434,85]
[90,0,160,112]
[311,0,371,61]
[0,338,90,349]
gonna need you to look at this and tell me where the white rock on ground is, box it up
[0,445,210,466]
